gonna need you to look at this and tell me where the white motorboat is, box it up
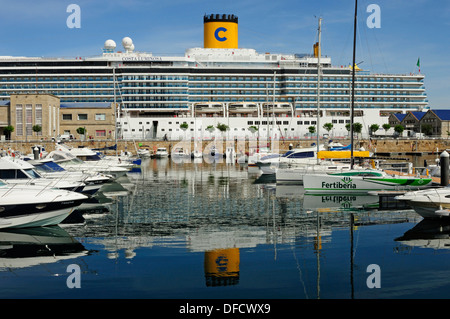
[0,157,86,193]
[303,169,433,194]
[0,181,87,229]
[395,187,450,219]
[28,158,112,195]
[155,147,169,158]
[137,149,152,158]
[248,147,277,167]
[276,161,354,184]
[54,144,135,170]
[45,150,129,178]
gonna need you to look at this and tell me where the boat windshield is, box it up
[36,161,65,172]
[283,151,315,159]
[24,169,42,178]
[260,154,280,160]
[77,154,103,161]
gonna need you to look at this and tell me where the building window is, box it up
[35,104,42,135]
[25,104,32,136]
[63,114,72,120]
[95,113,106,121]
[16,104,23,136]
[78,114,88,120]
[96,130,106,137]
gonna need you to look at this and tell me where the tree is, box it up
[382,123,391,136]
[248,125,258,133]
[370,124,379,136]
[76,127,86,137]
[216,123,229,133]
[216,123,229,139]
[421,124,433,136]
[32,125,42,136]
[180,122,188,130]
[394,124,404,136]
[353,122,363,135]
[4,125,14,140]
[308,126,316,134]
[323,123,333,135]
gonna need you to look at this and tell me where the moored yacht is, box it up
[45,150,129,178]
[0,157,86,192]
[395,187,450,219]
[303,169,433,194]
[28,158,112,195]
[0,181,87,229]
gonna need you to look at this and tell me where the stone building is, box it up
[8,94,60,140]
[59,102,116,140]
[420,109,450,137]
[0,94,115,141]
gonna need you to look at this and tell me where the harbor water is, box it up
[1,157,450,300]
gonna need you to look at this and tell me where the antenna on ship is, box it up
[316,17,322,164]
[350,0,358,169]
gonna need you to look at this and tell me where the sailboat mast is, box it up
[316,18,322,164]
[350,0,358,169]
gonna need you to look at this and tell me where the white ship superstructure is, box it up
[0,14,428,140]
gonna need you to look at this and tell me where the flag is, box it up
[417,57,420,73]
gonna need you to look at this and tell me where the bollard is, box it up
[33,146,40,160]
[289,143,293,150]
[440,151,449,186]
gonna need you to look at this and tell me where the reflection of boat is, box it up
[304,169,432,194]
[302,194,379,212]
[395,219,450,250]
[0,226,88,270]
[0,181,87,229]
[395,187,450,219]
[275,185,305,199]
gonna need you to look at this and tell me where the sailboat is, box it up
[302,1,432,194]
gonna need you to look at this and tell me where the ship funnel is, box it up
[203,14,238,49]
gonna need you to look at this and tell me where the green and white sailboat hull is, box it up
[303,169,433,194]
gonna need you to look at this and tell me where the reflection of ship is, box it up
[0,226,88,270]
[395,219,450,250]
[303,194,379,212]
[204,248,240,287]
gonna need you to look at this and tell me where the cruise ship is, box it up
[0,14,428,140]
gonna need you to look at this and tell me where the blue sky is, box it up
[0,0,448,108]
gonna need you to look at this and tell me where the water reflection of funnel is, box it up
[204,248,240,287]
